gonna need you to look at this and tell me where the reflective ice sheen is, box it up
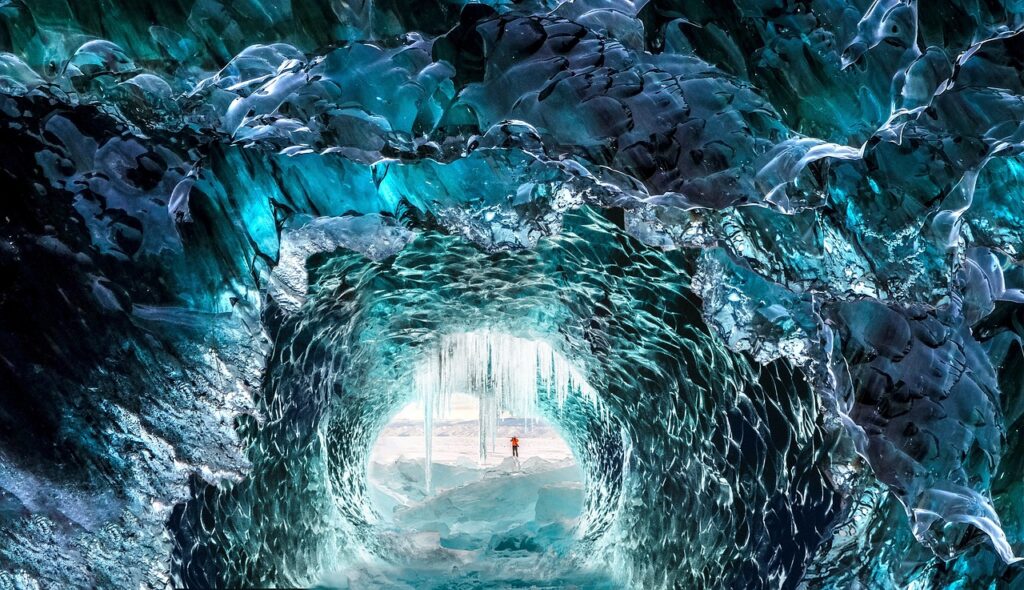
[1,1,1024,588]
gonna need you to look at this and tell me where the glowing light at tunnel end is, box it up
[413,330,598,491]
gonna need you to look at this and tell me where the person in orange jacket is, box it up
[511,436,520,458]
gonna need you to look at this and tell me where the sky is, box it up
[390,393,480,421]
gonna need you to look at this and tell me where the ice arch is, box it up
[4,1,1024,588]
[167,208,837,589]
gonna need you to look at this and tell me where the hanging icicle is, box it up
[414,330,596,489]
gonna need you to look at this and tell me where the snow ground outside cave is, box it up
[315,399,617,589]
[371,393,576,466]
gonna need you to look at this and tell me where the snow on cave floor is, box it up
[316,418,618,589]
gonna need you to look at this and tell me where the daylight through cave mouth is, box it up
[323,330,620,587]
[361,338,608,580]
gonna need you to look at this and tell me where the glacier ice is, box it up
[1,0,1024,588]
[350,455,608,589]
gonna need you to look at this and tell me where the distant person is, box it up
[511,436,519,458]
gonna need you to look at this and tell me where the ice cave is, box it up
[3,0,1024,588]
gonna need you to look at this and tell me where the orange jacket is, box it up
[511,437,519,447]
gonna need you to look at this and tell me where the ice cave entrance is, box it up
[367,394,585,533]
[366,331,590,551]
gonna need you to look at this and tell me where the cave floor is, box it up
[317,457,619,589]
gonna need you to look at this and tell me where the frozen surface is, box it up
[1,0,1024,588]
[330,455,606,589]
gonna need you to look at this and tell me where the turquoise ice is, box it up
[2,1,1024,588]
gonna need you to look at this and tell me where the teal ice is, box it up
[2,1,1024,588]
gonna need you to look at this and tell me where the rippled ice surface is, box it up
[325,455,613,589]
[2,0,1024,588]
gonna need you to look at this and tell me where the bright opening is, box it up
[370,393,576,468]
[341,332,621,588]
[366,331,592,552]
[412,330,596,491]
[368,392,584,528]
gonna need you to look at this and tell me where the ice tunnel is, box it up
[163,212,838,588]
[3,1,1024,589]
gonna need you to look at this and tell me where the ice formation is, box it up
[358,454,604,588]
[414,330,596,488]
[1,0,1024,588]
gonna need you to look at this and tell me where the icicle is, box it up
[414,330,596,482]
[424,383,432,493]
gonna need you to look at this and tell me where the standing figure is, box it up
[511,436,519,458]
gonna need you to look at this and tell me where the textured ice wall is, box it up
[163,215,831,587]
[0,0,1023,588]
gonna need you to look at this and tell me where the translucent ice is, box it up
[2,1,1024,589]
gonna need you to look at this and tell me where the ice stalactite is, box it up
[413,330,596,490]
